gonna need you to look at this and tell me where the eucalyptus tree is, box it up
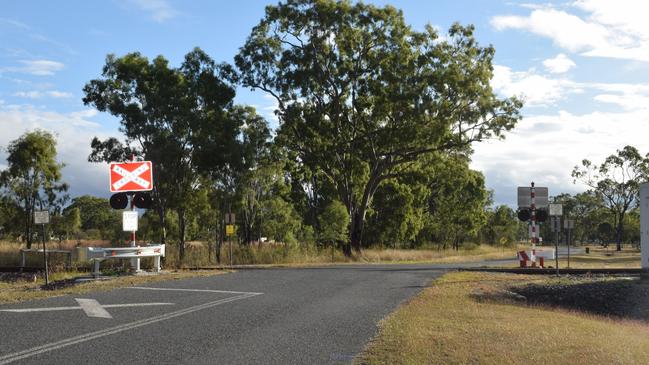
[0,130,68,248]
[83,48,238,259]
[572,145,649,251]
[236,0,522,254]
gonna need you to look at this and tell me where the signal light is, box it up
[109,193,128,210]
[517,208,530,222]
[133,192,152,209]
[536,209,548,222]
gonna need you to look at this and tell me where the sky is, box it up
[1,0,648,207]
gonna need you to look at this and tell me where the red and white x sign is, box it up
[109,161,153,192]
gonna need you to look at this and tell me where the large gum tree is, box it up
[236,0,521,254]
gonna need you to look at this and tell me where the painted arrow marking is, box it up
[0,298,174,319]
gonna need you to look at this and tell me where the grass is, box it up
[358,272,649,365]
[357,245,521,264]
[0,269,228,305]
[558,245,641,269]
[1,238,523,269]
[509,245,642,269]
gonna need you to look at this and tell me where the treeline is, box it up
[5,1,642,260]
[0,1,523,261]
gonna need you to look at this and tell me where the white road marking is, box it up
[0,292,261,364]
[76,298,112,318]
[128,286,264,295]
[0,300,174,316]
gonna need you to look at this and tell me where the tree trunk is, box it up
[25,207,32,249]
[616,213,624,252]
[178,208,186,261]
[157,205,167,244]
[350,209,365,254]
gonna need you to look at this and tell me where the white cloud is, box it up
[6,60,65,76]
[491,3,649,62]
[493,64,649,111]
[471,108,649,206]
[128,0,178,23]
[491,9,609,52]
[491,65,578,106]
[13,90,73,99]
[542,53,576,73]
[0,105,116,198]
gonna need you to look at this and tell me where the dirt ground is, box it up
[510,275,649,322]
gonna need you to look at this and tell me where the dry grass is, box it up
[2,239,521,269]
[357,245,521,264]
[358,272,649,365]
[0,269,228,305]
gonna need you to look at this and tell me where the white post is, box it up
[93,260,101,277]
[640,183,649,270]
[154,256,161,272]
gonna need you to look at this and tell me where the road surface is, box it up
[0,263,483,364]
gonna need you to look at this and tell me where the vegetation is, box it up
[0,130,68,248]
[572,145,649,251]
[359,272,649,364]
[0,0,645,265]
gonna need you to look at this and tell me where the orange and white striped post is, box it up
[530,182,537,268]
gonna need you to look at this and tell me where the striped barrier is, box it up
[86,244,165,276]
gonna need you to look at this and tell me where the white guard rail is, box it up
[86,244,165,276]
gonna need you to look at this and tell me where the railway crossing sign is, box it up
[109,161,153,193]
[517,187,548,208]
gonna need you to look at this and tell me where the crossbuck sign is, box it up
[109,161,153,193]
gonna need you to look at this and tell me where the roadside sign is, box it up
[34,211,50,225]
[225,213,235,224]
[122,211,138,231]
[226,225,234,235]
[564,219,575,229]
[549,203,563,216]
[517,187,548,208]
[109,161,153,193]
[550,216,561,232]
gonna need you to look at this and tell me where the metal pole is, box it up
[130,194,140,272]
[554,218,559,275]
[42,223,49,286]
[567,227,571,268]
[531,182,537,267]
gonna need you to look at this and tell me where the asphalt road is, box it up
[0,263,474,365]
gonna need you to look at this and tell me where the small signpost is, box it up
[225,213,236,267]
[122,211,138,232]
[34,210,50,286]
[564,219,575,267]
[549,204,563,275]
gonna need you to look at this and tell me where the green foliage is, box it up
[480,205,519,246]
[83,48,239,259]
[365,181,423,248]
[423,157,489,250]
[572,145,649,250]
[261,196,302,244]
[0,130,68,247]
[236,0,521,252]
[65,195,121,240]
[318,200,349,245]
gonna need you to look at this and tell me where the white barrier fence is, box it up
[85,244,165,276]
[517,248,555,261]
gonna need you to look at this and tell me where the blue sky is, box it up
[1,0,649,206]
